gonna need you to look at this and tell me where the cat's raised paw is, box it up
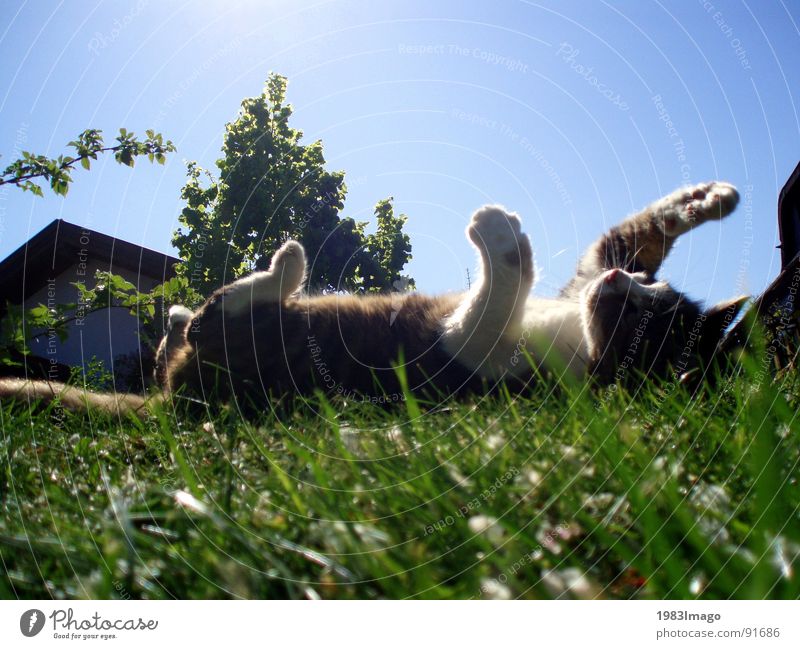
[269,240,306,287]
[468,205,524,252]
[221,240,307,314]
[467,205,533,277]
[657,181,739,236]
[167,304,194,330]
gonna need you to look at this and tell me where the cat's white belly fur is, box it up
[442,294,588,381]
[516,297,588,378]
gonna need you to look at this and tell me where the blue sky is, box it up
[0,0,798,307]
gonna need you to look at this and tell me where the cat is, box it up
[154,179,745,406]
[0,180,746,415]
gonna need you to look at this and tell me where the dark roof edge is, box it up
[778,160,800,268]
[0,219,183,306]
[0,218,181,275]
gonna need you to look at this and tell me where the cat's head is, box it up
[581,269,747,385]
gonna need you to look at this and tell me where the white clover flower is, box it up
[485,433,506,451]
[480,577,512,600]
[468,515,505,545]
[526,469,542,487]
[541,567,600,599]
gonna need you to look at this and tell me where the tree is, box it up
[173,73,413,295]
[359,198,414,292]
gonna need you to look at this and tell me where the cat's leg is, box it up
[563,181,739,297]
[221,240,307,315]
[153,305,194,387]
[651,180,739,236]
[441,205,534,379]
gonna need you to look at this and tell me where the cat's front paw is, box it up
[656,181,739,236]
[467,205,531,267]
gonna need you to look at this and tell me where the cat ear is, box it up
[703,295,750,337]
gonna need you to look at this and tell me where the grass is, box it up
[1,345,799,599]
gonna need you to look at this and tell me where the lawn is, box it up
[1,343,798,599]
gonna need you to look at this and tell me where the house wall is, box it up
[25,259,162,376]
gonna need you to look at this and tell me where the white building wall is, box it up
[25,260,162,371]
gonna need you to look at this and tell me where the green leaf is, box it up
[109,274,136,292]
[27,305,50,320]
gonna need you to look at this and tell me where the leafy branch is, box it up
[0,128,175,197]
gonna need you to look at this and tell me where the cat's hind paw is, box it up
[268,240,307,297]
[221,240,307,315]
[467,205,532,274]
[656,181,739,236]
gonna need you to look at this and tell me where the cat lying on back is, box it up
[156,180,744,406]
[0,181,745,414]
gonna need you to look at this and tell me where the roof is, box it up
[778,160,800,268]
[0,219,182,306]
